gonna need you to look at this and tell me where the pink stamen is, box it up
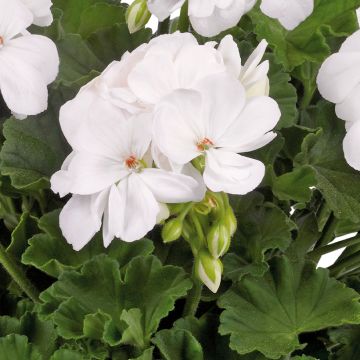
[197,138,214,151]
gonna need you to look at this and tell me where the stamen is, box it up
[0,36,4,47]
[197,138,214,151]
[125,155,139,169]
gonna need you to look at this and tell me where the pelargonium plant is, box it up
[1,0,360,359]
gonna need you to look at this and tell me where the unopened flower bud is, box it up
[193,192,218,215]
[126,0,151,34]
[207,221,231,258]
[224,207,237,236]
[195,250,223,293]
[161,217,183,243]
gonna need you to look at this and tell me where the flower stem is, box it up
[329,251,360,278]
[157,17,170,35]
[183,274,203,317]
[316,213,338,248]
[308,236,360,260]
[177,1,189,32]
[0,243,39,302]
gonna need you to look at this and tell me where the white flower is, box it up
[317,29,360,170]
[148,0,246,37]
[51,107,205,250]
[20,0,53,26]
[0,0,59,118]
[218,35,269,97]
[260,0,314,30]
[153,73,281,195]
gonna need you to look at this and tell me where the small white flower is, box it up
[20,0,53,26]
[153,73,281,195]
[218,35,269,97]
[260,0,314,30]
[317,30,360,170]
[148,0,245,37]
[0,0,59,118]
[52,108,205,250]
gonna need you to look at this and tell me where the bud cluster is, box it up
[161,191,237,293]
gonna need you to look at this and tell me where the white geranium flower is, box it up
[21,0,53,26]
[0,0,59,118]
[317,30,360,170]
[153,73,281,195]
[218,35,269,97]
[148,0,246,37]
[51,108,205,250]
[260,0,314,30]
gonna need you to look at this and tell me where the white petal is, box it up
[153,89,204,164]
[147,0,185,21]
[139,168,205,203]
[0,49,48,116]
[343,121,360,171]
[217,35,241,77]
[188,0,215,17]
[260,0,314,30]
[20,0,53,26]
[217,96,280,152]
[50,152,75,197]
[5,35,59,84]
[204,149,265,195]
[336,83,360,123]
[340,30,360,53]
[67,153,127,195]
[117,174,160,242]
[59,190,108,251]
[195,73,246,142]
[317,52,360,104]
[244,0,257,12]
[190,0,245,37]
[0,0,33,39]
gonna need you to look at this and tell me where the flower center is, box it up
[0,36,4,48]
[197,138,214,152]
[125,155,145,172]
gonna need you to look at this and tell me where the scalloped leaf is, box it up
[219,256,360,359]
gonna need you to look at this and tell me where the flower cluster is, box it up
[317,30,360,171]
[128,0,314,37]
[0,0,59,119]
[51,32,280,291]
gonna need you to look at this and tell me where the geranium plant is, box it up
[1,0,360,359]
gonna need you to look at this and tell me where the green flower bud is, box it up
[125,0,151,34]
[207,221,231,258]
[195,250,223,293]
[161,217,183,243]
[193,192,218,215]
[225,206,237,236]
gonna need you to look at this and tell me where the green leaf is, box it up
[118,308,146,348]
[267,55,298,129]
[0,316,20,336]
[295,102,360,223]
[7,212,38,259]
[0,86,74,191]
[129,347,154,360]
[22,209,154,277]
[219,256,360,359]
[224,195,295,281]
[250,0,360,70]
[152,328,203,360]
[39,255,191,347]
[50,349,85,360]
[329,325,360,359]
[53,0,125,34]
[0,334,42,360]
[271,166,317,203]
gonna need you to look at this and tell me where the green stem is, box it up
[183,275,203,317]
[316,213,338,248]
[0,243,39,302]
[190,211,206,246]
[177,1,189,32]
[157,17,170,35]
[300,83,316,109]
[329,251,360,278]
[308,236,360,260]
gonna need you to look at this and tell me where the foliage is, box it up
[0,0,360,359]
